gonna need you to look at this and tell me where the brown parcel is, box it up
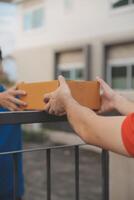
[17,80,101,111]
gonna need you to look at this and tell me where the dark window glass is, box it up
[60,68,84,80]
[112,66,127,89]
[75,69,84,80]
[60,70,71,80]
[112,0,129,8]
[132,65,134,88]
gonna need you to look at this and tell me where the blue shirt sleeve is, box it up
[0,84,24,198]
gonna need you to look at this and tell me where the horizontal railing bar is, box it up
[0,111,67,125]
[0,143,86,156]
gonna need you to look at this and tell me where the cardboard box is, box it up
[17,80,100,111]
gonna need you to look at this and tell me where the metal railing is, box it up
[0,111,109,200]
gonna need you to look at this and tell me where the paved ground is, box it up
[23,142,102,200]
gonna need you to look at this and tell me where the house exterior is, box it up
[10,0,134,200]
[13,0,134,91]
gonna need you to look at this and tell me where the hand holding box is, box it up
[17,80,101,111]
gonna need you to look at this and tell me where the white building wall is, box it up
[15,0,134,50]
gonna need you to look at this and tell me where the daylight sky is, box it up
[0,2,16,17]
[0,2,17,81]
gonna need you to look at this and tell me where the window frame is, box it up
[54,46,91,81]
[107,58,134,90]
[58,63,85,80]
[23,3,45,33]
[109,0,134,14]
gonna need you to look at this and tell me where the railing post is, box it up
[101,150,109,200]
[12,153,19,200]
[46,149,51,200]
[75,146,79,200]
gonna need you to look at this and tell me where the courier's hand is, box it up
[96,77,117,113]
[0,86,27,111]
[44,76,72,116]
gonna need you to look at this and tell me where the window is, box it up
[59,66,84,80]
[23,12,33,31]
[60,70,70,79]
[132,65,134,88]
[23,7,44,31]
[32,8,44,28]
[111,0,134,9]
[111,66,127,89]
[64,0,73,10]
[55,49,86,80]
[107,61,134,89]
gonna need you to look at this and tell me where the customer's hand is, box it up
[96,77,118,113]
[0,86,27,111]
[44,76,72,116]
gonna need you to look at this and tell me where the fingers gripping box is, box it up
[17,80,101,111]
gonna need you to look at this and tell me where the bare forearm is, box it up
[64,98,128,156]
[114,94,134,115]
[66,98,98,143]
